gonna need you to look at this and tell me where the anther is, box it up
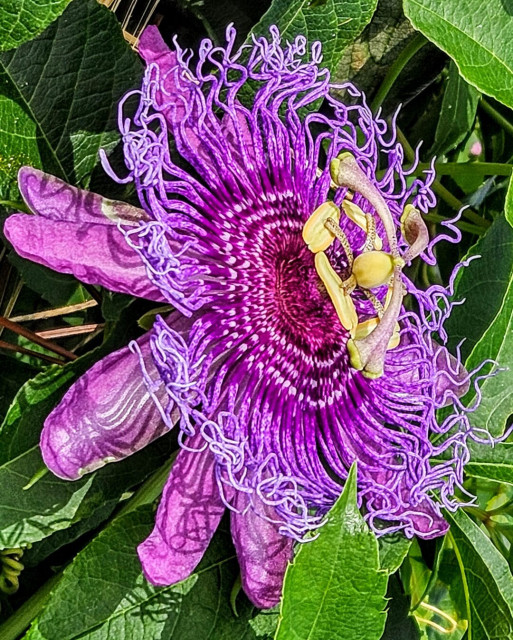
[315,252,358,334]
[302,201,340,253]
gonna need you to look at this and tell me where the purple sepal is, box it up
[4,214,166,302]
[231,492,293,609]
[137,431,229,585]
[41,332,168,480]
[18,166,148,225]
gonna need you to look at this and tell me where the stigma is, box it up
[302,152,430,378]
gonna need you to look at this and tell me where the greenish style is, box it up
[0,0,71,52]
[447,509,513,640]
[404,0,513,110]
[276,465,388,640]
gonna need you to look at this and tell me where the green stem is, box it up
[416,161,512,177]
[396,127,490,229]
[480,97,513,139]
[371,33,428,112]
[0,200,29,213]
[0,572,61,640]
[447,529,472,640]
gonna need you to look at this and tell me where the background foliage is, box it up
[1,0,513,638]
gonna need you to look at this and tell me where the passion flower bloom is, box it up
[3,25,493,608]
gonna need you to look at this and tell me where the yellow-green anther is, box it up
[330,152,399,257]
[315,251,358,334]
[341,200,383,250]
[352,251,402,290]
[400,204,430,262]
[302,201,341,253]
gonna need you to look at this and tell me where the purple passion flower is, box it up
[3,26,494,608]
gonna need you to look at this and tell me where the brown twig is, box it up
[0,340,65,365]
[0,317,77,361]
[36,323,105,340]
[9,299,98,323]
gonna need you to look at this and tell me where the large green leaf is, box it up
[276,464,387,640]
[443,214,513,438]
[24,509,264,640]
[430,61,480,157]
[249,0,378,75]
[0,0,71,52]
[0,0,141,200]
[403,0,513,110]
[447,509,513,639]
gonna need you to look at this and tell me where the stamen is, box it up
[302,201,340,253]
[341,200,382,250]
[347,266,406,378]
[314,251,358,334]
[324,217,354,267]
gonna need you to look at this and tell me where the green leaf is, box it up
[249,0,378,75]
[379,535,412,574]
[447,509,513,639]
[430,61,480,157]
[0,356,38,421]
[465,443,513,485]
[0,0,141,200]
[25,509,261,640]
[443,214,513,437]
[0,0,72,52]
[276,464,388,640]
[403,0,513,110]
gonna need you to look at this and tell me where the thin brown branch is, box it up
[9,299,98,323]
[0,317,77,361]
[0,340,65,365]
[36,323,105,340]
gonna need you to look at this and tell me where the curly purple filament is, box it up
[104,25,496,541]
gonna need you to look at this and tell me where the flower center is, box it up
[301,152,431,379]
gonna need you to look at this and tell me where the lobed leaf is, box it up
[0,0,141,201]
[0,0,72,52]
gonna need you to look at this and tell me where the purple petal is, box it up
[434,344,470,406]
[137,433,228,585]
[18,166,148,225]
[231,493,293,609]
[41,332,168,480]
[4,214,165,301]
